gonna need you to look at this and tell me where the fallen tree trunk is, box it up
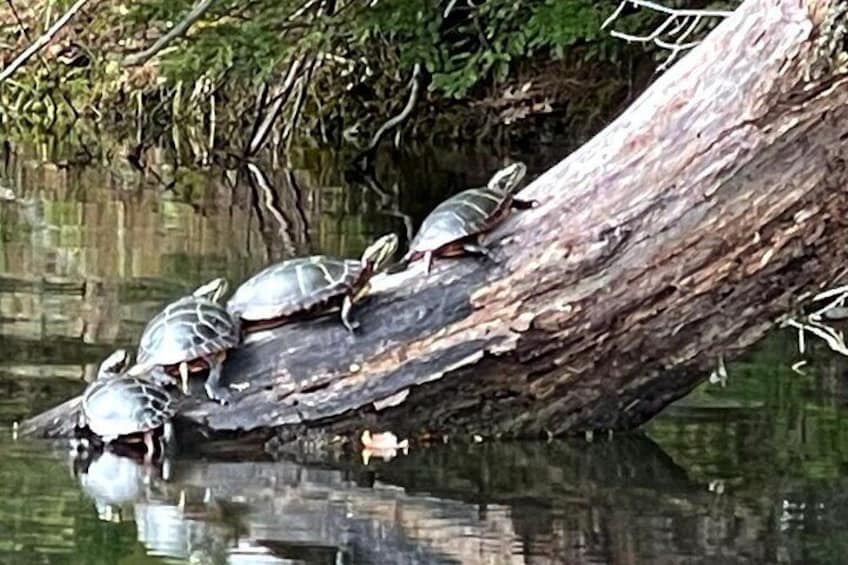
[22,0,848,449]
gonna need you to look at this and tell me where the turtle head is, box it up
[193,277,228,302]
[361,233,399,271]
[97,349,130,380]
[488,162,527,194]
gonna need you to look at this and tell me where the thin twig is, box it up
[355,62,423,167]
[246,55,306,156]
[0,0,89,84]
[123,0,218,67]
[785,319,848,357]
[288,0,319,20]
[283,67,311,152]
[601,0,733,28]
[5,0,33,42]
[602,0,734,72]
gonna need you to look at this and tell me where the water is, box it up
[2,140,848,564]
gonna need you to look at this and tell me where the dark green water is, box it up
[2,140,848,564]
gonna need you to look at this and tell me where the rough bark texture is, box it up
[22,0,848,450]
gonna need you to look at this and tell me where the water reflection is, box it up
[56,436,735,565]
[75,449,167,523]
[6,406,847,565]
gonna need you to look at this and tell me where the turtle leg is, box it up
[423,251,433,274]
[179,362,191,395]
[341,283,371,332]
[512,198,538,210]
[162,422,175,455]
[203,359,232,405]
[462,243,496,262]
[143,430,156,463]
[340,295,361,332]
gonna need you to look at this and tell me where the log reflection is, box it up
[66,435,817,564]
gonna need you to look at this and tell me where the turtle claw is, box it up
[462,243,496,263]
[206,384,232,406]
[340,296,359,333]
[147,365,180,389]
[203,362,230,405]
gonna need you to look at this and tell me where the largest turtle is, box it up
[131,278,239,404]
[227,233,398,333]
[404,162,531,273]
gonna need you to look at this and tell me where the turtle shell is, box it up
[81,376,174,440]
[137,295,239,367]
[227,256,363,322]
[409,186,511,254]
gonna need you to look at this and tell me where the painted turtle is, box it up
[79,349,175,456]
[227,233,399,333]
[132,278,240,404]
[404,162,532,273]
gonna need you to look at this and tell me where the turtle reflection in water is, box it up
[133,278,240,404]
[73,449,169,523]
[404,162,533,273]
[79,349,175,458]
[227,233,399,333]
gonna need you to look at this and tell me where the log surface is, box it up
[22,0,848,448]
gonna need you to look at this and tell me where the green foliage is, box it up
[124,0,623,100]
[1,0,651,146]
[331,0,620,99]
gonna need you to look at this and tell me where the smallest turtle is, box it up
[79,349,175,458]
[404,162,533,273]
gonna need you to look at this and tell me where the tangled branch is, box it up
[784,284,848,362]
[602,0,735,71]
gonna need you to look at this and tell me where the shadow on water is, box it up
[4,138,848,563]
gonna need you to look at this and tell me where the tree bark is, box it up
[22,0,848,450]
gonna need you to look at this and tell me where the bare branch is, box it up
[355,62,423,167]
[288,0,319,20]
[602,0,735,72]
[245,55,307,157]
[783,283,848,363]
[282,60,316,151]
[123,0,218,67]
[0,0,89,84]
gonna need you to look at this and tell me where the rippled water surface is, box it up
[2,140,848,564]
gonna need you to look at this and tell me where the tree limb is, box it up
[0,0,89,84]
[122,0,218,67]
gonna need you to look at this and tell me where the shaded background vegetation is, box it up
[1,0,737,156]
